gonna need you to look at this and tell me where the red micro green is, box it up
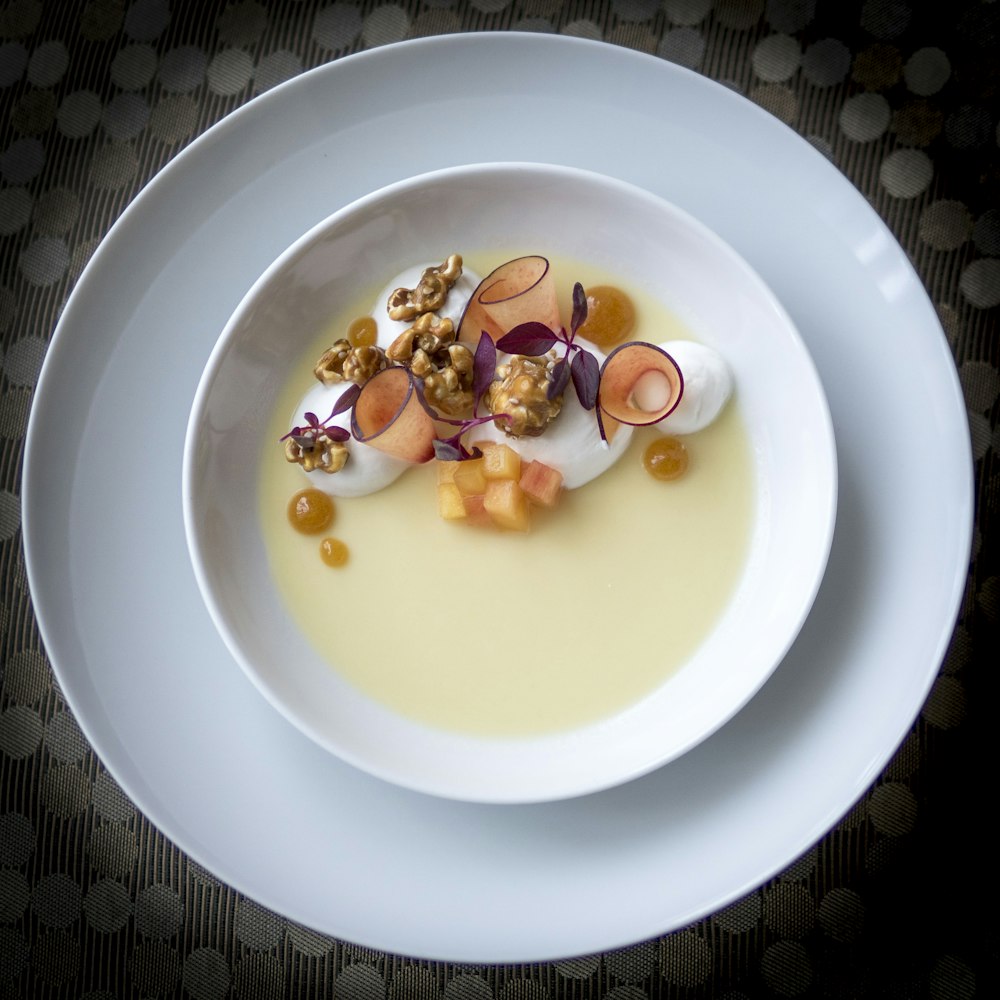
[431,412,510,462]
[496,281,600,412]
[280,406,351,450]
[472,332,497,412]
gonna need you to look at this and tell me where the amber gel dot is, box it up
[348,316,377,347]
[643,436,689,481]
[319,537,349,567]
[287,488,334,534]
[576,285,636,350]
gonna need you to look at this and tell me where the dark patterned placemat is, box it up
[2,2,997,997]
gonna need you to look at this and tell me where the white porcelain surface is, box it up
[183,163,836,804]
[22,35,972,962]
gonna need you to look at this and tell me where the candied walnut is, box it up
[486,353,563,438]
[283,432,349,474]
[386,254,463,321]
[422,343,475,417]
[387,312,473,417]
[386,313,455,363]
[315,339,387,385]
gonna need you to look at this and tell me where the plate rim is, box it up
[21,32,974,962]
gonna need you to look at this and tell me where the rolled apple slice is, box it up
[459,255,561,344]
[351,367,437,463]
[598,342,684,426]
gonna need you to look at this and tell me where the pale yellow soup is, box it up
[259,255,755,737]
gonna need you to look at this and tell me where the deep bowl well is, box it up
[182,162,837,803]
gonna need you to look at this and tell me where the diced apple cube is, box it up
[452,458,486,497]
[462,493,493,528]
[437,482,466,521]
[519,460,564,508]
[481,442,521,481]
[484,479,530,532]
[453,458,487,496]
[436,460,458,485]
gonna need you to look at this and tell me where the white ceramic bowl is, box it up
[183,162,837,804]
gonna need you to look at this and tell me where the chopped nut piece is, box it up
[386,312,456,363]
[386,254,463,321]
[486,353,563,437]
[283,432,349,474]
[315,339,387,385]
[387,313,474,418]
[421,343,474,417]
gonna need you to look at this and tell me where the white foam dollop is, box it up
[293,381,409,498]
[373,264,481,349]
[655,340,733,435]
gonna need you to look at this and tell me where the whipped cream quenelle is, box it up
[655,340,734,436]
[288,262,734,498]
[296,380,410,498]
[371,264,483,351]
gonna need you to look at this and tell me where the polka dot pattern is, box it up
[312,4,363,51]
[136,884,183,939]
[879,148,933,198]
[0,4,995,999]
[0,42,29,87]
[0,813,35,867]
[839,92,890,142]
[0,870,30,922]
[904,46,951,96]
[753,34,801,82]
[0,705,43,759]
[32,874,82,928]
[158,46,207,94]
[801,37,850,85]
[111,44,158,90]
[207,49,254,96]
[27,40,68,87]
[0,187,32,235]
[659,28,706,70]
[45,710,90,763]
[83,879,133,934]
[0,137,45,183]
[183,947,232,1000]
[32,187,80,236]
[87,824,139,879]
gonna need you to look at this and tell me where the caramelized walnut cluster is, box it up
[386,254,463,321]
[386,313,474,417]
[287,253,471,475]
[314,340,387,386]
[486,353,563,437]
[283,431,348,474]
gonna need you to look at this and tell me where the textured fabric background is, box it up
[1,1,998,998]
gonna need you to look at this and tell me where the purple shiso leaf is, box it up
[329,383,362,417]
[548,357,571,401]
[570,349,600,410]
[433,439,463,462]
[473,332,497,407]
[570,281,588,336]
[496,322,558,357]
[303,411,318,426]
[326,426,351,442]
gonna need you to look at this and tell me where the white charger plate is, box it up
[23,34,973,962]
